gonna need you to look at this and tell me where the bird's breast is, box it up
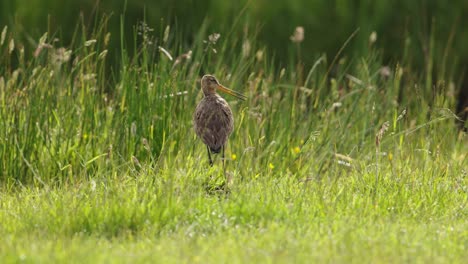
[193,96,234,129]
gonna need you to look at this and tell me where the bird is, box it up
[193,75,246,176]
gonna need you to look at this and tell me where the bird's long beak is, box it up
[217,84,247,101]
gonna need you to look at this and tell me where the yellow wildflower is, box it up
[293,146,301,154]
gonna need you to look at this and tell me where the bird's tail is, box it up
[210,147,222,153]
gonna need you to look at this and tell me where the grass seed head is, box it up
[397,109,407,122]
[242,39,251,58]
[376,121,390,148]
[8,38,14,54]
[208,33,220,44]
[158,46,173,61]
[369,31,377,45]
[132,156,141,168]
[0,26,7,45]
[163,25,170,43]
[142,138,150,151]
[290,26,304,43]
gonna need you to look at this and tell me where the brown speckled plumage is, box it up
[194,94,234,153]
[193,75,246,168]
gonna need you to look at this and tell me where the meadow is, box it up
[0,9,467,264]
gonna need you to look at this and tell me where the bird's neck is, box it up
[203,92,219,98]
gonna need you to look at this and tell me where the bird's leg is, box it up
[222,145,226,176]
[222,145,232,185]
[206,146,213,167]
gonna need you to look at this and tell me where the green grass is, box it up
[0,166,466,263]
[0,15,467,263]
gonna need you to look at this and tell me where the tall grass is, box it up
[0,15,465,183]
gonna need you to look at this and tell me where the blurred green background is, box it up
[1,0,467,114]
[2,0,468,63]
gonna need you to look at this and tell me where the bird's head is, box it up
[201,75,246,100]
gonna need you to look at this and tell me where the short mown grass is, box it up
[0,15,467,263]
